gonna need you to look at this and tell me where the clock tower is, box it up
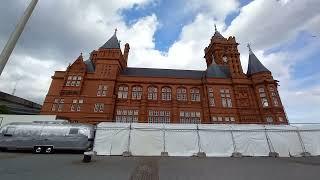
[204,25,244,78]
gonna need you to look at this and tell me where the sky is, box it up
[0,0,319,123]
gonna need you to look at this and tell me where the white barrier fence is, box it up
[93,123,320,157]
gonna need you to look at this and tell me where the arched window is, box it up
[132,86,142,100]
[148,86,158,100]
[269,86,279,106]
[208,87,215,107]
[220,88,232,107]
[161,87,172,101]
[258,87,269,107]
[177,87,187,101]
[190,88,201,102]
[118,85,128,99]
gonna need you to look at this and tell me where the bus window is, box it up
[69,128,79,135]
[4,127,15,136]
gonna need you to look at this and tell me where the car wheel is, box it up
[45,147,53,154]
[34,146,42,153]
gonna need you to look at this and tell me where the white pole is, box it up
[0,0,39,76]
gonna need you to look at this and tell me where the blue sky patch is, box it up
[122,0,197,52]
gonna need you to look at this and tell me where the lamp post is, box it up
[0,0,39,76]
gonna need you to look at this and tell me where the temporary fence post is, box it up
[122,123,132,157]
[229,126,242,157]
[196,124,206,157]
[294,126,311,157]
[264,125,279,157]
[161,124,168,156]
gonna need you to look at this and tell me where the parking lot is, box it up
[0,152,320,180]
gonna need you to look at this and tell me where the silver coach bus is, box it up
[0,121,95,153]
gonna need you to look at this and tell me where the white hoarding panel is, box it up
[94,123,130,155]
[233,131,269,156]
[266,125,303,157]
[298,125,320,156]
[230,125,269,156]
[165,124,198,156]
[198,124,233,157]
[130,129,163,156]
[199,130,234,156]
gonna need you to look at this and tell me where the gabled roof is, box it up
[121,67,203,79]
[246,51,270,75]
[206,64,230,78]
[100,33,120,49]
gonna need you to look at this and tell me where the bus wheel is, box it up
[45,147,53,154]
[34,146,42,153]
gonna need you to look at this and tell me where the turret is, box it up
[246,44,270,76]
[204,25,244,78]
[124,43,130,62]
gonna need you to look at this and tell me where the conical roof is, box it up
[246,48,270,75]
[100,33,120,49]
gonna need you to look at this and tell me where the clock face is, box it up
[223,56,228,63]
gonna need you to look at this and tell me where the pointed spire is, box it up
[247,43,253,54]
[212,24,225,40]
[246,44,270,75]
[100,29,121,49]
[77,52,83,60]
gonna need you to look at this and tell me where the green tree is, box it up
[0,105,10,114]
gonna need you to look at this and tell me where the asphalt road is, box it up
[0,152,320,180]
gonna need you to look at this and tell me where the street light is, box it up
[0,0,39,76]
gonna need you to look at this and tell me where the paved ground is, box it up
[0,152,320,180]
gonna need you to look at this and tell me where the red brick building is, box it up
[40,29,288,125]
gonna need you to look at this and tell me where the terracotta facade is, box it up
[40,30,288,125]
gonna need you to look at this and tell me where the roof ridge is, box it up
[126,67,203,72]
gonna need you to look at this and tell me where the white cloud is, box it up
[187,0,240,20]
[0,54,65,103]
[0,0,157,103]
[225,0,320,51]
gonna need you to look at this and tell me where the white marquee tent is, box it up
[93,123,320,157]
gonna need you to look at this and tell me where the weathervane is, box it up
[247,43,253,53]
[214,24,217,32]
[114,28,118,35]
